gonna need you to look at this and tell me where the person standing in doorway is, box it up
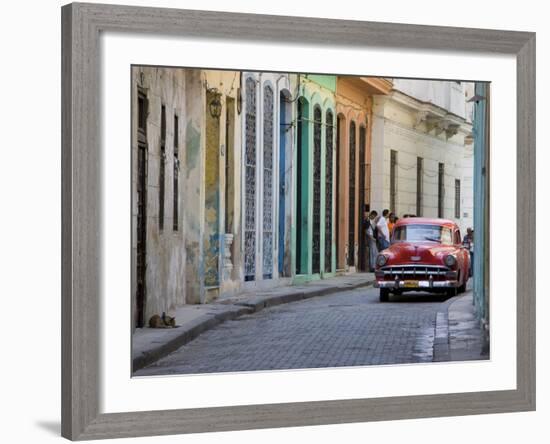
[377,209,391,251]
[366,210,378,272]
[463,227,474,277]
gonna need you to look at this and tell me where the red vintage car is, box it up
[374,217,470,302]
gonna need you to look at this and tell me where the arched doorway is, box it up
[325,110,334,274]
[348,120,356,268]
[279,90,292,277]
[358,124,367,271]
[244,77,257,281]
[335,113,346,271]
[296,97,309,275]
[312,105,322,274]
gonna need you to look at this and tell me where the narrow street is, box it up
[135,286,468,376]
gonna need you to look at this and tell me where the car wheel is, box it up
[379,288,390,302]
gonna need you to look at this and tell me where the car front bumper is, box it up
[374,279,459,289]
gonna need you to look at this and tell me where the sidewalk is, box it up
[448,292,490,361]
[433,290,489,362]
[132,273,375,371]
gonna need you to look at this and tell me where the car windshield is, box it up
[392,224,453,245]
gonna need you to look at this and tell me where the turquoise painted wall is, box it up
[305,75,337,92]
[473,82,488,324]
[292,75,337,282]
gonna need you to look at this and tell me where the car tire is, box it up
[379,288,390,302]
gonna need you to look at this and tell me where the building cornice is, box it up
[339,76,393,97]
[388,90,473,140]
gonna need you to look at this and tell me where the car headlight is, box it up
[444,255,457,267]
[376,254,388,267]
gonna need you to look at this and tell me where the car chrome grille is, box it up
[379,265,450,280]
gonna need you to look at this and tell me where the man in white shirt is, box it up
[376,209,391,250]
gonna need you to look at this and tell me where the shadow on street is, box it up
[386,292,454,304]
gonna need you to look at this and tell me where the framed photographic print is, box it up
[61,2,535,440]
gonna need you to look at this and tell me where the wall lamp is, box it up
[207,88,223,118]
[236,87,242,115]
[467,94,486,103]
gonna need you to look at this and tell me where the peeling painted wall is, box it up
[201,70,243,299]
[131,67,187,326]
[183,69,205,305]
[203,90,221,288]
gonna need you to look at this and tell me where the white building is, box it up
[370,79,474,235]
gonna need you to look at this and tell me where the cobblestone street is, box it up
[135,286,464,376]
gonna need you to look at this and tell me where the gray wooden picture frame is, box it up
[61,2,536,440]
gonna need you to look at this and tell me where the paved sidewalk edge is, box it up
[132,305,253,372]
[432,294,462,362]
[133,278,375,372]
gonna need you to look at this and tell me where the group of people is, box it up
[364,209,398,272]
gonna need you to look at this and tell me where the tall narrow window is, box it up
[244,78,257,281]
[173,114,179,231]
[455,179,461,219]
[416,157,423,216]
[262,85,274,279]
[312,106,322,274]
[159,105,166,231]
[390,150,397,213]
[348,121,356,267]
[225,98,235,234]
[438,162,445,218]
[325,111,334,273]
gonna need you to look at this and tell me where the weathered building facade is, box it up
[335,77,392,273]
[132,67,244,327]
[370,79,474,235]
[132,68,481,330]
[292,75,337,283]
[200,70,244,302]
[132,67,188,327]
[241,72,297,290]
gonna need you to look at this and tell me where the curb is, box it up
[432,294,464,362]
[133,278,375,372]
[133,305,253,372]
